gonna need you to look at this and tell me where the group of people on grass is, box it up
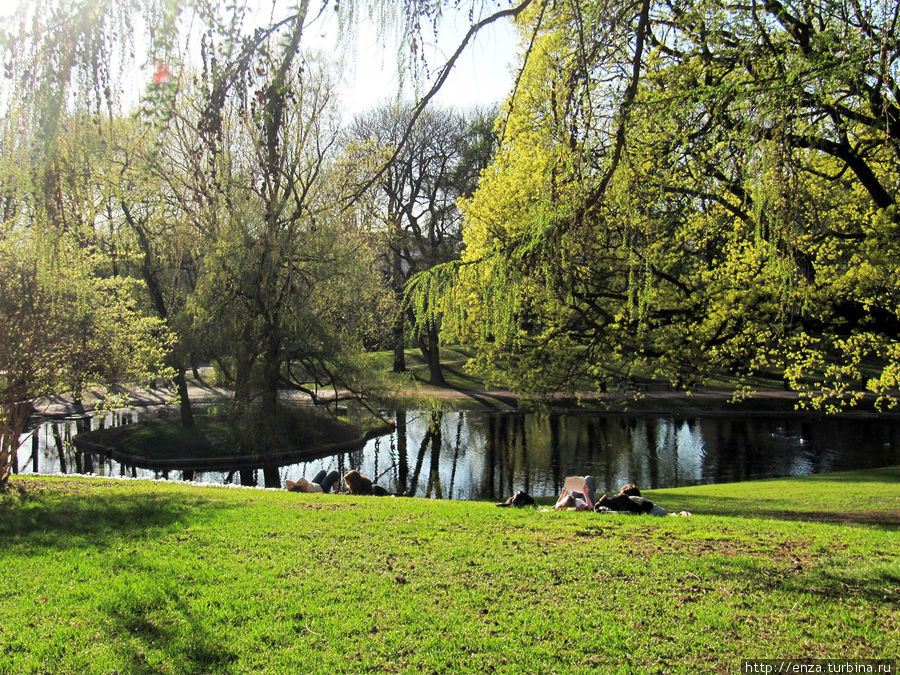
[497,476,672,516]
[287,468,679,516]
[285,468,389,496]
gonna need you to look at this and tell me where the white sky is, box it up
[250,2,523,121]
[335,12,521,117]
[0,1,521,122]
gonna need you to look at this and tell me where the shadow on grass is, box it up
[648,491,900,530]
[0,480,206,551]
[646,466,900,528]
[710,556,900,607]
[645,493,900,529]
[794,466,900,483]
[743,508,900,528]
[443,385,519,409]
[108,596,237,672]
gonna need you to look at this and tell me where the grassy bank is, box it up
[1,468,897,673]
[365,347,885,415]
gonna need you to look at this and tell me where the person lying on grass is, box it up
[285,469,340,493]
[594,484,666,515]
[553,476,597,511]
[342,470,389,496]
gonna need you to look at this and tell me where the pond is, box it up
[12,408,900,501]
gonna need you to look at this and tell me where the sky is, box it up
[337,12,521,117]
[0,1,522,123]
[246,2,524,120]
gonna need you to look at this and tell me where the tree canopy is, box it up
[0,234,172,485]
[0,0,528,485]
[347,103,497,384]
[424,0,900,410]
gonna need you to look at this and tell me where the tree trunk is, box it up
[263,464,280,488]
[261,336,280,414]
[233,348,256,408]
[416,319,445,386]
[392,313,406,373]
[51,422,67,474]
[0,401,34,486]
[391,242,406,373]
[174,367,194,427]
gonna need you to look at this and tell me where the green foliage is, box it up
[0,468,896,672]
[347,103,499,383]
[429,0,900,406]
[0,236,173,485]
[180,57,385,409]
[1,0,524,425]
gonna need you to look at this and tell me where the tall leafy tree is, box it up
[431,0,899,408]
[0,236,172,487]
[0,0,529,384]
[185,55,383,415]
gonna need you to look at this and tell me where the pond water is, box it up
[13,408,900,500]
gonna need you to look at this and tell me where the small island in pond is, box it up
[73,407,393,474]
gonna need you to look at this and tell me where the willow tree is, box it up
[0,235,172,487]
[1,0,535,426]
[422,0,900,409]
[182,54,384,418]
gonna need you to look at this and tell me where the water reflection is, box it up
[14,409,900,500]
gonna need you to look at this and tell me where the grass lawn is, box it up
[1,467,897,673]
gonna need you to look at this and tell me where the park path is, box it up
[31,365,814,420]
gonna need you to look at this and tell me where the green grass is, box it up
[1,468,897,673]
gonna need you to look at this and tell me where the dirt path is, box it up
[31,367,899,420]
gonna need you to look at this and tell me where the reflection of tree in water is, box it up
[484,414,496,498]
[396,410,408,491]
[476,411,531,499]
[446,413,464,498]
[426,412,443,498]
[52,422,67,474]
[627,418,644,488]
[515,413,529,495]
[596,419,616,495]
[18,409,900,498]
[407,411,443,497]
[549,413,562,496]
[648,418,661,489]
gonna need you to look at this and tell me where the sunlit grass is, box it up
[1,467,897,673]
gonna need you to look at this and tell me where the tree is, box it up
[429,0,900,408]
[175,47,390,422]
[0,237,172,487]
[0,0,536,452]
[348,104,497,384]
